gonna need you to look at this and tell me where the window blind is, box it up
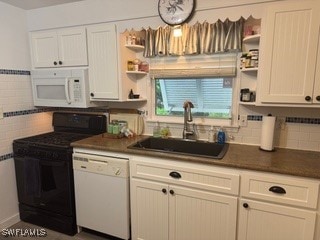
[149,53,237,78]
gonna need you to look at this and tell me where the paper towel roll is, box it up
[260,115,276,151]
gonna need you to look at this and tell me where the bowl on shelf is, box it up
[133,94,140,99]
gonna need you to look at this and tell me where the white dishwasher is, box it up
[73,150,130,240]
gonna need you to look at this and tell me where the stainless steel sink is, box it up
[128,137,228,159]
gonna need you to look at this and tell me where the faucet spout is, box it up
[183,101,196,140]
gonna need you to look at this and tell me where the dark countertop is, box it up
[71,134,320,179]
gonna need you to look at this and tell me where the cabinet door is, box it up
[313,29,320,104]
[131,179,169,240]
[30,31,59,68]
[169,186,237,240]
[57,27,88,67]
[259,1,320,104]
[87,24,119,100]
[238,199,316,240]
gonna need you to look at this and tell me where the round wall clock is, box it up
[158,0,195,25]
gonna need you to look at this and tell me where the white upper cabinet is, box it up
[86,23,119,100]
[258,1,320,104]
[30,27,88,68]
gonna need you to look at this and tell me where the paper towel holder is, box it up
[259,113,276,152]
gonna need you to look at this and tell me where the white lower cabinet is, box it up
[130,157,320,240]
[131,179,169,240]
[238,199,316,240]
[130,157,239,240]
[131,179,237,240]
[238,172,319,240]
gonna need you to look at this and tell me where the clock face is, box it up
[158,0,195,25]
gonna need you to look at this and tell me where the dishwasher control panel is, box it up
[73,153,129,178]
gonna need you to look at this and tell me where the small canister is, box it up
[127,61,134,71]
[245,55,252,68]
[112,120,120,135]
[240,53,247,69]
[240,88,251,102]
[107,123,114,134]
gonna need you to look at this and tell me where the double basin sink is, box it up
[128,137,228,159]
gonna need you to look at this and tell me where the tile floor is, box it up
[0,221,121,240]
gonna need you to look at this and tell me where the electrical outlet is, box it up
[0,107,3,119]
[239,115,247,127]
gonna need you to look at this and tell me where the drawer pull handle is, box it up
[243,203,249,208]
[162,188,167,194]
[269,186,286,194]
[169,171,181,179]
[169,189,175,195]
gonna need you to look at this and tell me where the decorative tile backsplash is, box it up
[0,69,30,75]
[246,115,320,125]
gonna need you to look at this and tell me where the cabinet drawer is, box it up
[241,172,319,209]
[130,158,240,195]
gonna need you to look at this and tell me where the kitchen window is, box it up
[155,78,233,119]
[149,53,239,126]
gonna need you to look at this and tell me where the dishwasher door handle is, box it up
[88,159,108,165]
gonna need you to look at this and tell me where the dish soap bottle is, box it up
[153,122,161,138]
[217,127,225,144]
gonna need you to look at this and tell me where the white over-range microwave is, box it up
[31,68,95,108]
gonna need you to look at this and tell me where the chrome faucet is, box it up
[182,101,196,140]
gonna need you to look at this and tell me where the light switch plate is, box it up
[0,107,3,119]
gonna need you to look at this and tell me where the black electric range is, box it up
[13,112,106,235]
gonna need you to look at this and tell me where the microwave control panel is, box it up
[72,79,82,102]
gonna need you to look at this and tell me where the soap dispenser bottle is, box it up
[217,127,226,144]
[153,122,161,138]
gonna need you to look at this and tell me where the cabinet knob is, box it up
[169,171,181,179]
[243,203,249,208]
[58,61,63,65]
[316,96,320,101]
[169,189,175,195]
[90,93,94,97]
[305,96,312,101]
[162,188,167,194]
[53,61,57,65]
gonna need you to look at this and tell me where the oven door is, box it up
[14,156,75,216]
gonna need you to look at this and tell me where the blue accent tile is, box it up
[247,115,263,121]
[3,108,53,118]
[0,69,30,75]
[285,117,320,125]
[0,153,14,162]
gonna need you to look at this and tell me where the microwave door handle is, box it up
[65,78,71,104]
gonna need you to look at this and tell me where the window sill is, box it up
[146,116,239,130]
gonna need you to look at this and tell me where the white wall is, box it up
[0,2,30,69]
[0,2,53,229]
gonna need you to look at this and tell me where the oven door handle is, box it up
[65,78,72,104]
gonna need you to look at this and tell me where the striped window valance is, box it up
[144,17,245,58]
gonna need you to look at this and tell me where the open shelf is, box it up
[241,67,258,72]
[243,34,261,44]
[126,71,148,76]
[239,101,256,106]
[125,44,145,52]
